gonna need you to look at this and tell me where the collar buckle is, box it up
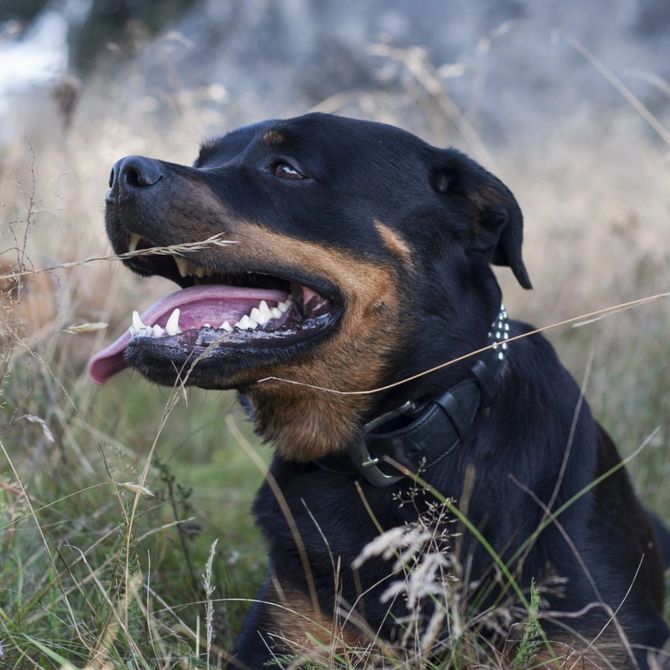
[347,438,404,487]
[364,399,420,433]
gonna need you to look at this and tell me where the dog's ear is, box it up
[431,149,532,289]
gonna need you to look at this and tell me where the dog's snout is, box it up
[107,156,163,201]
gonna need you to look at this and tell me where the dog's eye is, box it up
[271,161,304,180]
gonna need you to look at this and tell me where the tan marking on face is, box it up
[144,177,410,459]
[374,219,413,265]
[266,584,361,653]
[167,191,407,459]
[227,222,403,460]
[263,130,285,145]
[167,177,234,238]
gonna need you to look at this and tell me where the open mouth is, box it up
[88,233,340,384]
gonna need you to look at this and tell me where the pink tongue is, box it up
[88,285,288,384]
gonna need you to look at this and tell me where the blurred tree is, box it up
[68,0,201,74]
[0,0,49,22]
[635,0,670,35]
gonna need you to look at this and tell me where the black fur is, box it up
[102,113,669,669]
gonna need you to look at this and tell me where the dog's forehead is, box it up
[267,113,430,146]
[197,113,433,167]
[196,119,278,165]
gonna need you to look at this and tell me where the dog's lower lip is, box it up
[88,280,338,384]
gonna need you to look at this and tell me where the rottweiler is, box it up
[89,113,670,668]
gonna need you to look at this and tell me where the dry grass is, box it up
[0,29,668,669]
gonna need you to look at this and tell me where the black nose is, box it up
[107,156,163,200]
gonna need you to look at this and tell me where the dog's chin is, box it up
[123,321,336,390]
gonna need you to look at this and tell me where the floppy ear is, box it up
[432,149,532,289]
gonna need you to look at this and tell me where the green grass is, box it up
[0,360,269,667]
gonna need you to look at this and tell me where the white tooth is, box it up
[174,256,189,277]
[248,318,258,328]
[249,307,263,324]
[204,323,211,328]
[132,310,145,330]
[129,326,137,335]
[221,321,232,332]
[270,307,282,319]
[165,308,181,336]
[152,325,164,337]
[259,301,273,321]
[128,234,141,253]
[236,315,253,330]
[194,266,206,278]
[278,299,292,313]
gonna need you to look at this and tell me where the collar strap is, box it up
[345,304,510,487]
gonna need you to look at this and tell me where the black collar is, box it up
[315,305,510,487]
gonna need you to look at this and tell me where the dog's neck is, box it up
[320,304,511,485]
[244,304,510,468]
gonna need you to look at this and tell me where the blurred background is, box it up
[0,0,668,666]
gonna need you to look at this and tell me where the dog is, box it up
[89,113,670,668]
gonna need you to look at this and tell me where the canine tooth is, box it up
[128,233,141,253]
[152,324,164,337]
[221,321,233,332]
[132,310,145,330]
[174,256,189,277]
[165,308,181,336]
[270,307,282,319]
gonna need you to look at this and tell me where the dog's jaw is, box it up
[241,291,402,461]
[246,384,368,460]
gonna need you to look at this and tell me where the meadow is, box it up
[0,38,668,668]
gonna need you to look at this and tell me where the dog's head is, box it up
[89,113,530,459]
